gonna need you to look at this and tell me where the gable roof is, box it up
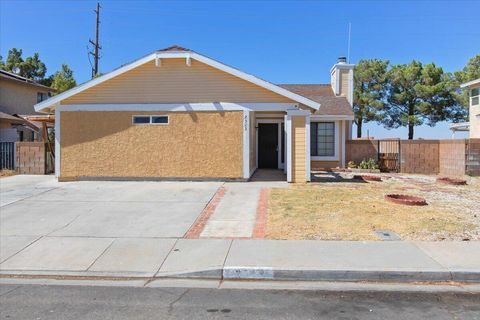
[35,46,320,113]
[0,70,54,91]
[278,84,353,116]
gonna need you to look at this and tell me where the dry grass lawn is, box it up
[0,170,16,178]
[266,174,480,241]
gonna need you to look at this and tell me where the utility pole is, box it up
[89,2,101,78]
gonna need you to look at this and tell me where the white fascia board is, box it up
[34,53,157,113]
[286,109,311,116]
[311,115,354,121]
[57,103,298,112]
[36,51,321,113]
[190,53,320,110]
[460,78,480,88]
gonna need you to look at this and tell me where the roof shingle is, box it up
[278,84,354,116]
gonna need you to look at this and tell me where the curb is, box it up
[2,268,479,283]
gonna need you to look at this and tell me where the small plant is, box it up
[347,161,356,169]
[359,158,379,170]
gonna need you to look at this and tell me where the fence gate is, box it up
[0,142,15,170]
[378,139,400,172]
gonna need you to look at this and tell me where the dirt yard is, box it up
[0,170,16,178]
[266,173,480,241]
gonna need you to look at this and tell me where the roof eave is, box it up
[460,78,480,88]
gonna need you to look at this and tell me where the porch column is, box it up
[242,110,250,179]
[285,109,311,183]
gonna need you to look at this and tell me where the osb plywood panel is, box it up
[292,116,306,183]
[60,111,243,178]
[62,59,295,105]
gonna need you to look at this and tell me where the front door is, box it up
[258,123,278,168]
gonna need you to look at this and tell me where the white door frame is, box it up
[256,119,284,170]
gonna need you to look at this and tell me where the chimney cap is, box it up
[338,56,347,64]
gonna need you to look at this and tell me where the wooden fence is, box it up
[346,138,480,176]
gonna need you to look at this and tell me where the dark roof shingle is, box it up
[278,84,354,116]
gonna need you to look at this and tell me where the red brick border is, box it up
[184,186,226,239]
[252,188,270,239]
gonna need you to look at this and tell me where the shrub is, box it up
[359,158,379,170]
[347,161,356,169]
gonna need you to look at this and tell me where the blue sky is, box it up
[1,0,478,139]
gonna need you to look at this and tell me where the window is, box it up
[132,115,169,125]
[311,122,336,157]
[471,88,479,106]
[37,92,49,103]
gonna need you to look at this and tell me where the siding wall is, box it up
[292,116,306,182]
[0,78,50,115]
[60,111,243,179]
[62,59,295,105]
[339,69,349,97]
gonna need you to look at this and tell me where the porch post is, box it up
[286,109,311,183]
[285,114,292,182]
[305,113,311,182]
[55,107,61,178]
[242,110,250,179]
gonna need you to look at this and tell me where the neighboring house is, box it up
[34,46,354,183]
[454,78,480,138]
[0,112,41,142]
[0,70,55,141]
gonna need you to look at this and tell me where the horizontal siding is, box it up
[292,116,306,183]
[62,59,295,105]
[339,69,349,97]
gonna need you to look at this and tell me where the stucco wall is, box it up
[62,59,295,105]
[292,116,306,183]
[60,111,243,179]
[0,78,50,115]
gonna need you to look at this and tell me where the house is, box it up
[34,46,354,182]
[453,78,480,138]
[0,70,55,141]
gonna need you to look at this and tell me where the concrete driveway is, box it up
[0,175,224,275]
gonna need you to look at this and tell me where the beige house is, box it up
[35,46,354,182]
[0,70,54,141]
[455,78,480,138]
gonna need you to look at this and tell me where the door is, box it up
[258,123,278,168]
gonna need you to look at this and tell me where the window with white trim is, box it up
[311,122,335,157]
[132,115,169,125]
[471,88,479,106]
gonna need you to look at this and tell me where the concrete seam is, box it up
[0,186,61,209]
[149,238,179,282]
[220,240,234,282]
[85,238,116,271]
[409,241,452,280]
[0,235,44,265]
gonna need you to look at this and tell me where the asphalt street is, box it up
[1,284,479,319]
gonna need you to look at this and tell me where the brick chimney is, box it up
[330,57,354,105]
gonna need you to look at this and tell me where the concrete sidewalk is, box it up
[1,238,479,283]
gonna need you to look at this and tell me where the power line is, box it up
[88,2,101,78]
